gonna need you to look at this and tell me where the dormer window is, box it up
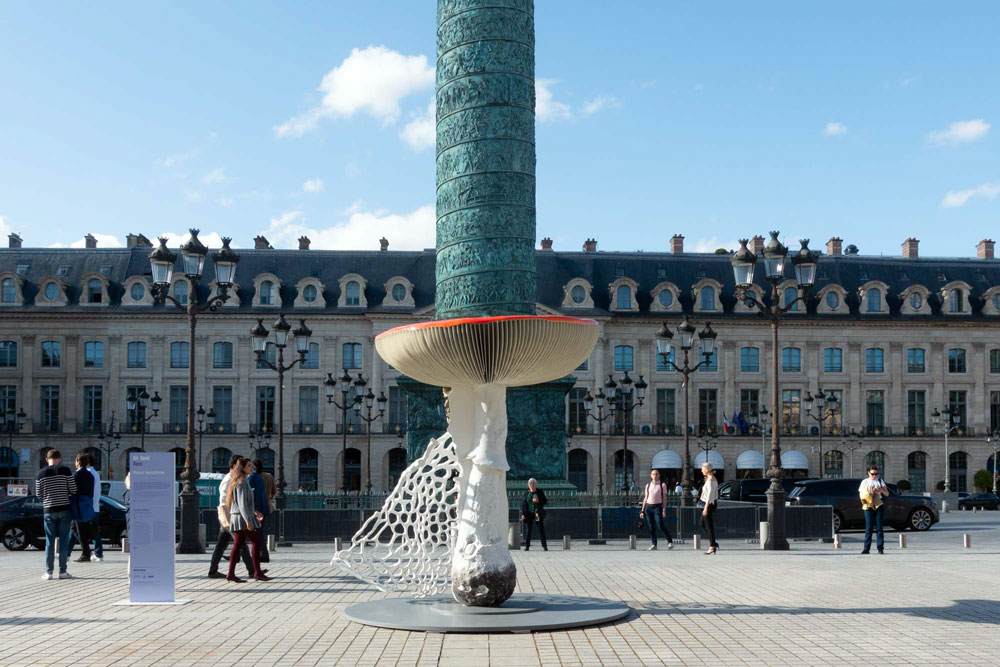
[173,280,188,306]
[57,266,69,277]
[949,289,963,313]
[700,286,715,310]
[784,287,799,311]
[571,285,586,304]
[45,282,60,301]
[391,284,406,302]
[658,290,673,307]
[910,293,922,309]
[866,289,881,312]
[87,279,103,304]
[346,281,361,306]
[260,280,275,305]
[16,265,28,276]
[1,279,14,303]
[302,284,317,303]
[825,292,839,309]
[616,285,631,309]
[994,294,1000,311]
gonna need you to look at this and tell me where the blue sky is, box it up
[1,1,997,256]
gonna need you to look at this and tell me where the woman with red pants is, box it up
[225,457,271,582]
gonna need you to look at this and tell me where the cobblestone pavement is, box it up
[0,512,997,666]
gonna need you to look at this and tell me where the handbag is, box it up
[217,504,230,530]
[71,495,96,523]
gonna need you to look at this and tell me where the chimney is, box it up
[8,233,21,249]
[298,236,311,250]
[84,234,97,249]
[254,235,271,249]
[826,237,843,256]
[540,237,553,250]
[670,234,684,254]
[750,235,765,254]
[379,237,389,251]
[901,237,919,258]
[126,233,152,249]
[977,239,995,259]
[583,238,597,253]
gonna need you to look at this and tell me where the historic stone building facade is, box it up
[2,232,999,493]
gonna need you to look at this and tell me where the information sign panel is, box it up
[128,452,175,603]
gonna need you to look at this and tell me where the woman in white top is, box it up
[699,462,720,554]
[638,469,674,550]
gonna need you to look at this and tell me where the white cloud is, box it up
[693,82,704,92]
[184,190,203,203]
[274,46,435,137]
[345,162,360,178]
[691,237,738,253]
[302,178,325,193]
[219,197,234,208]
[399,98,436,150]
[260,204,434,251]
[927,119,990,147]
[535,79,571,122]
[822,122,848,137]
[202,167,228,185]
[582,95,622,116]
[59,233,124,248]
[639,79,658,89]
[156,148,199,168]
[0,214,10,236]
[941,182,1000,208]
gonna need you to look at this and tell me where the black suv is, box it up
[788,478,938,533]
[718,478,815,503]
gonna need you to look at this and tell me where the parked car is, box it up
[788,478,938,532]
[718,477,815,503]
[957,493,1000,511]
[0,495,128,551]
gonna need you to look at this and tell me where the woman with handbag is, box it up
[699,462,720,554]
[638,469,674,550]
[225,457,271,582]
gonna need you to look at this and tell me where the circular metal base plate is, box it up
[343,594,630,633]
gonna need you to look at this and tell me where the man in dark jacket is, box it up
[35,449,77,580]
[249,460,271,563]
[519,478,548,551]
[70,452,97,563]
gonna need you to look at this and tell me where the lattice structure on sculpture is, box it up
[332,433,461,596]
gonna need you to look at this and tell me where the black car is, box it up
[958,493,1000,511]
[788,478,938,532]
[718,477,815,503]
[0,496,128,551]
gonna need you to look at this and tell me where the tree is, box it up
[973,469,993,492]
[896,479,911,491]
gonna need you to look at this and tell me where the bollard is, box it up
[941,500,948,513]
[963,534,972,549]
[122,537,130,553]
[333,536,343,553]
[628,535,637,550]
[833,534,842,549]
[759,521,768,550]
[507,524,521,550]
[267,534,277,552]
[898,534,906,549]
[692,534,701,550]
[199,523,207,548]
[562,535,571,550]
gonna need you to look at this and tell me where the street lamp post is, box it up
[697,429,719,481]
[748,407,770,481]
[931,405,961,492]
[96,413,122,481]
[731,232,819,550]
[581,388,611,495]
[248,427,272,458]
[841,429,865,478]
[251,315,312,509]
[803,390,839,478]
[1,406,26,450]
[351,376,387,494]
[605,372,647,495]
[193,405,216,472]
[126,389,161,452]
[149,230,239,554]
[324,370,364,494]
[986,432,999,494]
[655,317,718,506]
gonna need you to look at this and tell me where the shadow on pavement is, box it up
[0,617,114,626]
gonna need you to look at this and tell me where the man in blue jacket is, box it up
[70,452,97,563]
[249,459,271,563]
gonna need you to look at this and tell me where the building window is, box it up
[865,348,884,373]
[298,386,319,427]
[173,280,188,306]
[740,347,759,372]
[84,341,103,368]
[254,448,275,476]
[211,448,233,474]
[127,342,147,369]
[343,448,361,491]
[656,388,676,433]
[42,282,57,300]
[866,288,881,312]
[41,341,61,368]
[991,350,1000,374]
[342,342,362,369]
[1,279,14,303]
[949,390,967,432]
[123,385,146,431]
[169,386,188,428]
[213,341,233,369]
[614,345,633,371]
[740,389,760,426]
[298,448,319,491]
[170,342,189,368]
[303,284,318,303]
[256,342,277,369]
[257,386,276,431]
[700,286,715,310]
[823,347,843,373]
[907,348,925,373]
[948,348,967,373]
[907,451,927,492]
[345,280,361,306]
[781,389,800,434]
[0,341,16,367]
[949,451,968,492]
[40,385,60,431]
[391,283,406,302]
[949,289,964,313]
[656,346,674,371]
[658,290,673,307]
[87,279,103,303]
[614,450,636,492]
[260,280,275,305]
[907,391,926,434]
[387,386,407,431]
[909,292,922,310]
[571,285,586,304]
[213,386,233,427]
[130,282,145,301]
[824,450,844,479]
[576,358,589,371]
[823,389,843,434]
[83,386,103,431]
[698,349,717,372]
[698,389,717,433]
[567,449,588,492]
[991,392,1000,433]
[302,342,320,369]
[782,347,801,372]
[567,388,588,432]
[784,286,799,311]
[866,390,885,432]
[866,451,886,475]
[387,447,407,488]
[616,285,631,309]
[0,386,16,418]
[825,292,839,309]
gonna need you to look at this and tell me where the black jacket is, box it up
[520,488,547,520]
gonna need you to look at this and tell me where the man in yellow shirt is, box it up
[858,466,889,554]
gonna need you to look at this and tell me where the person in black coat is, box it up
[520,478,548,551]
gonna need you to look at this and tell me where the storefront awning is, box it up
[736,450,764,469]
[694,450,725,470]
[781,449,809,470]
[651,449,683,469]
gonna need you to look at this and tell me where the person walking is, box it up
[70,452,97,564]
[87,457,103,561]
[35,449,77,580]
[249,459,271,563]
[639,469,674,550]
[520,478,548,551]
[207,453,255,579]
[225,457,270,582]
[859,465,889,554]
[699,462,719,555]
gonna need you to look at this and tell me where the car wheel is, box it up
[832,511,843,533]
[2,525,29,551]
[909,508,933,531]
